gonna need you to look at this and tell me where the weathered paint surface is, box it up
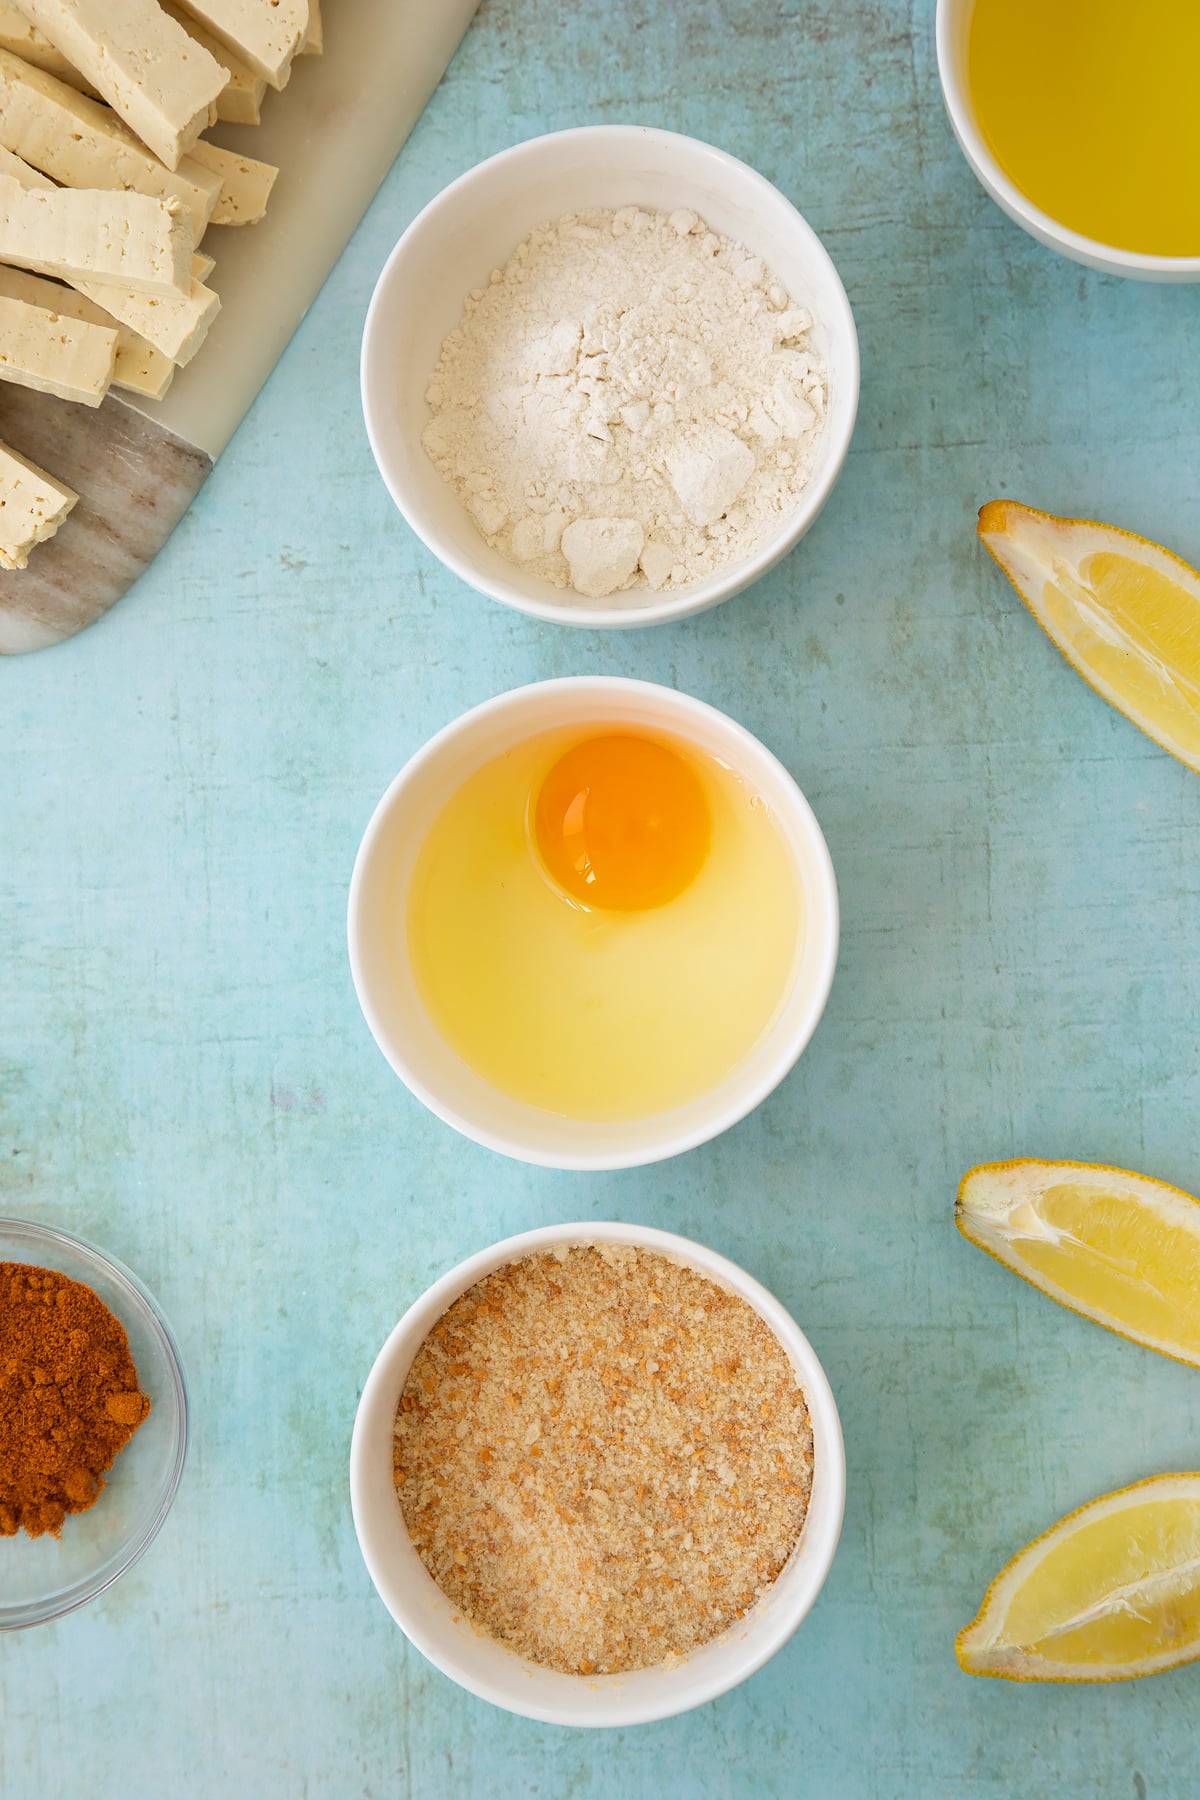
[3,1,1200,1794]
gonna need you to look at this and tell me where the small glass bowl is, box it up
[0,1218,188,1630]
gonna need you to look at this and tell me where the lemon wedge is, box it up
[957,1474,1200,1681]
[957,1159,1200,1368]
[978,500,1200,773]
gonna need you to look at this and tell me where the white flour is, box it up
[421,206,827,601]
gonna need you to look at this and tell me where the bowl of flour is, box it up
[362,126,859,628]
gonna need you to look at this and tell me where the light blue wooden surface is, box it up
[4,2,1200,1794]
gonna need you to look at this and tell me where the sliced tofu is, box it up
[0,150,214,366]
[192,247,214,281]
[0,0,96,92]
[0,285,115,402]
[0,139,46,185]
[300,0,320,55]
[160,0,265,126]
[172,0,308,92]
[187,138,275,225]
[0,49,220,239]
[72,268,219,366]
[0,175,193,294]
[13,0,228,169]
[105,320,174,396]
[0,436,76,567]
[0,261,173,397]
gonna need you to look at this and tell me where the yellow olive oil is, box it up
[968,0,1200,256]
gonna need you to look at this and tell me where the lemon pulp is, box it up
[978,501,1200,774]
[958,1475,1200,1680]
[958,1159,1200,1366]
[1001,1497,1200,1668]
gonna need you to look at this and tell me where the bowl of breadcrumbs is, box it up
[350,1221,844,1726]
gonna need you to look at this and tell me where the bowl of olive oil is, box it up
[937,0,1200,279]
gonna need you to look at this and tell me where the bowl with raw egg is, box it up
[936,0,1200,280]
[347,678,838,1169]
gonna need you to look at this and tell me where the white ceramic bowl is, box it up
[361,125,860,626]
[936,0,1200,282]
[347,676,839,1170]
[350,1220,845,1726]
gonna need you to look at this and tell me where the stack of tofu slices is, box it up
[0,0,319,571]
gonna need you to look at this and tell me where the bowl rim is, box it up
[360,122,861,627]
[346,675,840,1170]
[934,0,1200,281]
[0,1216,189,1631]
[349,1219,847,1726]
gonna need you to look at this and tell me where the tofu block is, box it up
[0,48,220,239]
[0,175,193,294]
[13,0,228,168]
[72,267,219,366]
[192,248,214,281]
[0,435,76,568]
[0,285,115,402]
[0,144,202,368]
[173,0,308,91]
[0,0,96,91]
[109,328,174,395]
[160,0,264,125]
[0,261,173,397]
[300,0,320,55]
[0,140,45,185]
[187,137,275,225]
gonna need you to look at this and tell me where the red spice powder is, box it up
[0,1261,151,1538]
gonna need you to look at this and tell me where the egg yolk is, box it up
[533,733,711,911]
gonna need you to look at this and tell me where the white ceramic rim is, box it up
[349,1220,846,1726]
[935,0,1200,282]
[0,1217,189,1631]
[346,677,840,1170]
[361,123,861,626]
